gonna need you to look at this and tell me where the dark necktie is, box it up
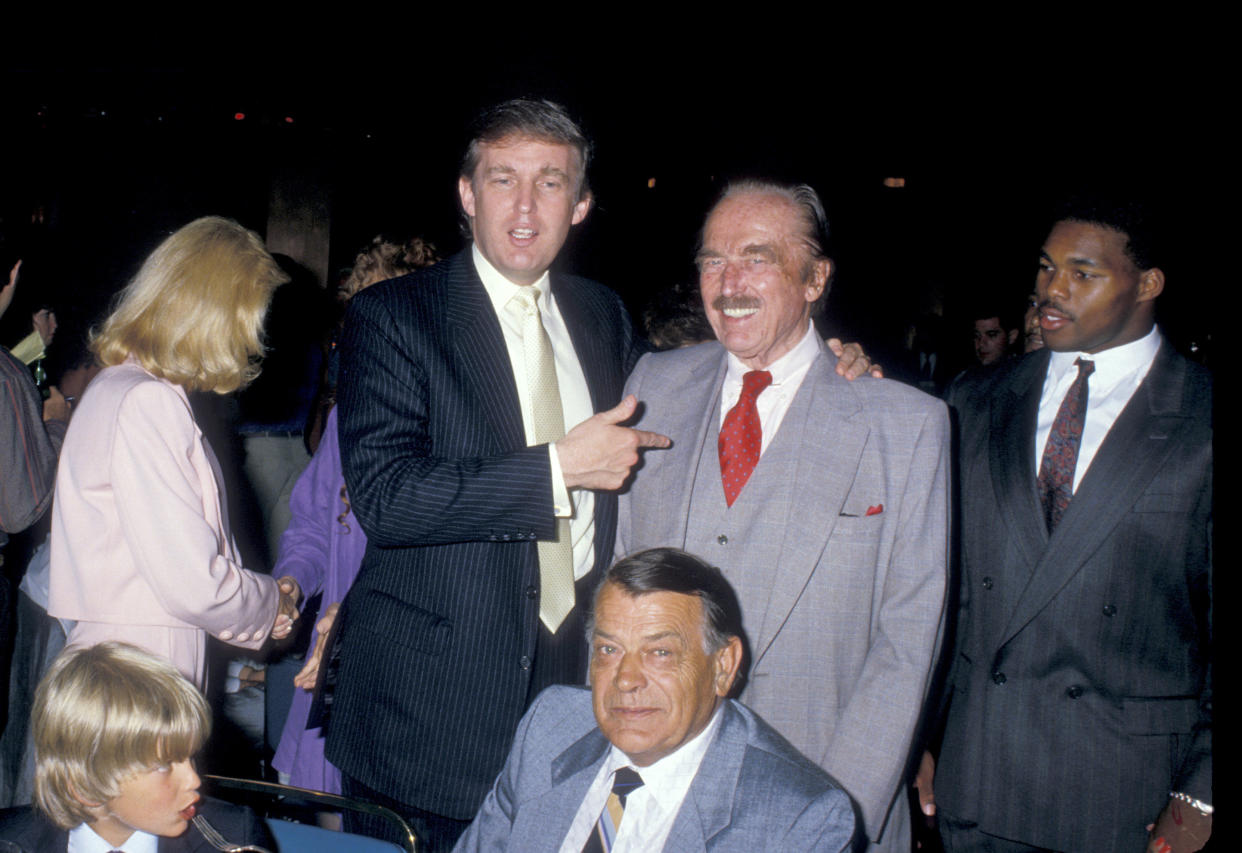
[718,370,773,507]
[581,766,645,853]
[1037,358,1095,531]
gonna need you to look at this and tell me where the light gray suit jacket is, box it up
[454,686,855,852]
[617,339,949,848]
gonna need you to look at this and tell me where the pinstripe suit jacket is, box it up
[617,338,950,849]
[936,344,1212,852]
[328,250,641,819]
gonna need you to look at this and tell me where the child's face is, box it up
[90,759,201,846]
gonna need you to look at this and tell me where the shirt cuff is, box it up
[548,443,573,518]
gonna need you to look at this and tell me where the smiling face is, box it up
[590,583,741,767]
[1035,220,1163,355]
[458,136,592,287]
[697,191,830,370]
[88,759,201,847]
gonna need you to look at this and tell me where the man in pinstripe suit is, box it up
[327,99,669,852]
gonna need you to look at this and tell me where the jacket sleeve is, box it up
[0,347,65,534]
[337,288,556,550]
[109,380,278,648]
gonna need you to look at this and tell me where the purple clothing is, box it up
[271,407,366,793]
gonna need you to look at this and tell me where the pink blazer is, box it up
[49,361,278,686]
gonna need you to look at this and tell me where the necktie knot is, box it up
[1075,357,1095,379]
[739,369,773,400]
[512,285,540,315]
[611,766,644,805]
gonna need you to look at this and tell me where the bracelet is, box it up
[1169,791,1214,815]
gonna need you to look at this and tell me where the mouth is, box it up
[1039,303,1072,332]
[179,799,199,820]
[509,227,536,243]
[713,296,761,320]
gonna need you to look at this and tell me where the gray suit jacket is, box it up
[937,344,1212,852]
[617,339,950,848]
[454,685,855,852]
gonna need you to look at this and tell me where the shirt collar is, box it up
[70,822,160,853]
[472,243,552,317]
[724,320,820,386]
[605,701,725,798]
[1046,325,1162,391]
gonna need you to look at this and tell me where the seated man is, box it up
[455,547,856,852]
[0,642,275,852]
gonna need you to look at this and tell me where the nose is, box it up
[177,760,201,792]
[516,180,535,214]
[1042,268,1070,303]
[719,260,744,296]
[613,651,646,692]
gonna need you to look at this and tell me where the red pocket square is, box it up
[865,504,884,516]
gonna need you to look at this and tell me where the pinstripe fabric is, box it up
[937,345,1212,852]
[326,251,641,820]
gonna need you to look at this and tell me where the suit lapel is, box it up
[442,252,526,450]
[664,701,747,850]
[518,727,612,843]
[999,345,1194,646]
[987,351,1051,581]
[553,274,612,412]
[754,348,866,663]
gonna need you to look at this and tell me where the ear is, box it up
[712,636,744,698]
[458,176,477,220]
[1137,267,1165,303]
[570,191,593,226]
[804,258,832,303]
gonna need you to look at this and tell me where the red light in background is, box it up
[234,112,246,121]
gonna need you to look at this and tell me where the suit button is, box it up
[236,632,250,643]
[1066,685,1084,699]
[519,655,531,670]
[992,671,1006,685]
[717,534,728,545]
[1102,604,1117,617]
[525,585,537,599]
[982,576,994,590]
[218,630,234,641]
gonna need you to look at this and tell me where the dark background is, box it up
[0,61,1223,373]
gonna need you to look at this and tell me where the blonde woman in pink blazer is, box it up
[48,217,300,689]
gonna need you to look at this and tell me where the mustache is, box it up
[712,296,762,312]
[1039,298,1072,319]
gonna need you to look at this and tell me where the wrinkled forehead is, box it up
[472,134,585,184]
[702,191,812,254]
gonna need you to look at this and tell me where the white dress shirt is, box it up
[719,321,821,456]
[559,706,724,853]
[69,822,158,853]
[1034,326,1162,493]
[474,245,596,580]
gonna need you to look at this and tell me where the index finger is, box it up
[631,428,671,449]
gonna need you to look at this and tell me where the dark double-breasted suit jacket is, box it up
[328,250,641,819]
[937,344,1211,852]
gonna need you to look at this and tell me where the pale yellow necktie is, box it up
[512,287,575,632]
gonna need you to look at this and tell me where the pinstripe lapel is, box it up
[442,251,526,451]
[552,274,612,413]
[987,350,1050,586]
[999,344,1196,647]
[755,346,865,665]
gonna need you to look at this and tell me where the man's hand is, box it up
[271,576,302,640]
[0,260,19,319]
[557,395,671,490]
[913,750,936,817]
[827,338,883,380]
[293,601,340,690]
[1147,797,1211,853]
[43,386,70,423]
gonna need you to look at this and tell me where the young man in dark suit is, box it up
[327,98,669,852]
[920,198,1212,853]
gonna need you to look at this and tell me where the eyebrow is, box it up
[1041,249,1103,268]
[593,629,684,645]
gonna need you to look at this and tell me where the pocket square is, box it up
[865,504,884,516]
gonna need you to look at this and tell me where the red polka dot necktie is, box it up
[1037,358,1094,531]
[719,370,772,507]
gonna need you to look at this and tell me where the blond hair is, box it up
[339,234,440,302]
[33,643,210,829]
[92,216,288,393]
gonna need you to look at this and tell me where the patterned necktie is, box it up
[511,287,575,632]
[582,766,645,853]
[718,370,773,507]
[1037,358,1095,531]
